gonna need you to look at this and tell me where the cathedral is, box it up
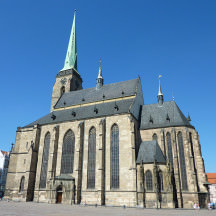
[5,12,208,208]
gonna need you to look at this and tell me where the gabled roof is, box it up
[136,140,166,164]
[140,101,192,130]
[23,78,144,128]
[0,150,9,157]
[54,78,139,109]
[24,99,135,128]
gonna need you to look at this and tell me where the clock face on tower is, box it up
[60,78,67,85]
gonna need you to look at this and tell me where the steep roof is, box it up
[0,150,9,157]
[54,78,139,109]
[136,140,166,164]
[207,173,216,184]
[25,99,134,127]
[23,78,143,128]
[140,101,192,130]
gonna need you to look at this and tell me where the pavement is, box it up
[0,201,216,216]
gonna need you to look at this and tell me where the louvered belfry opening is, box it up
[61,130,75,174]
[39,132,50,188]
[177,132,188,191]
[111,124,119,189]
[87,127,96,189]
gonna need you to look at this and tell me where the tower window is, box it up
[60,86,65,96]
[152,133,158,142]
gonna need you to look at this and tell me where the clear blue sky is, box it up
[0,0,215,172]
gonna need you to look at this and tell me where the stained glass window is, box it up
[152,133,158,142]
[61,130,75,174]
[19,176,25,192]
[146,170,153,191]
[111,124,119,189]
[178,132,188,191]
[159,171,164,191]
[87,127,96,189]
[166,132,173,167]
[39,132,50,188]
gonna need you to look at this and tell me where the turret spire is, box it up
[158,75,164,105]
[96,59,104,89]
[61,10,78,72]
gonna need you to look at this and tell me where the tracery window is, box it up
[19,176,25,192]
[146,170,153,191]
[111,124,119,189]
[166,132,173,167]
[159,171,164,191]
[152,133,158,142]
[39,132,50,188]
[61,130,75,174]
[178,132,188,191]
[87,127,96,189]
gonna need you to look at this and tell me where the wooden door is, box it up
[56,192,62,203]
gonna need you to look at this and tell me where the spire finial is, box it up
[96,58,104,89]
[158,75,164,105]
[98,58,103,78]
[61,10,78,73]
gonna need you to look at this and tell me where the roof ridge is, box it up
[62,78,139,96]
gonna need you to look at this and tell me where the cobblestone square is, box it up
[0,201,216,216]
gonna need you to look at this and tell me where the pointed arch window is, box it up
[19,176,25,192]
[152,133,158,142]
[178,132,188,191]
[61,130,75,174]
[87,127,96,189]
[111,124,119,189]
[159,171,164,191]
[39,132,50,188]
[166,132,173,167]
[146,170,153,191]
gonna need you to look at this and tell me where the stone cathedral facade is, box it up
[5,12,209,208]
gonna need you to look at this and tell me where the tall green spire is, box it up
[61,10,78,72]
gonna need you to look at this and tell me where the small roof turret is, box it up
[158,75,164,105]
[96,59,104,89]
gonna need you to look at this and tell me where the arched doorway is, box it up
[56,185,63,204]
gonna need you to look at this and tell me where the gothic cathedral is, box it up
[5,12,208,208]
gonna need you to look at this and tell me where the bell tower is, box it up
[51,10,82,112]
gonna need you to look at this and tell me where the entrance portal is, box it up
[56,186,63,204]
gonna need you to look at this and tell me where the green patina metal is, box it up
[61,11,78,73]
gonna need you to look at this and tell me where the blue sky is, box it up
[0,0,215,172]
